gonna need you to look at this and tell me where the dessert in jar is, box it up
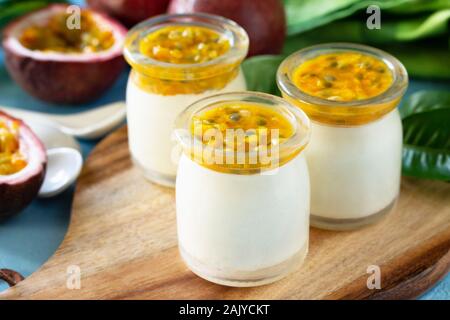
[277,43,408,230]
[124,13,249,187]
[174,92,311,287]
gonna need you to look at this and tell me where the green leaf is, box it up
[400,90,450,118]
[242,55,285,96]
[0,0,16,6]
[386,45,450,80]
[386,0,450,15]
[400,90,450,180]
[284,0,362,35]
[282,0,450,79]
[403,108,450,149]
[402,144,450,180]
[284,0,414,36]
[0,0,67,29]
[394,9,450,41]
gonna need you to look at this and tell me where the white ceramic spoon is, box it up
[38,148,83,198]
[1,101,126,139]
[28,123,83,198]
[25,118,81,152]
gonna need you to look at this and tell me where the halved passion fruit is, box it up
[2,4,127,104]
[0,110,46,221]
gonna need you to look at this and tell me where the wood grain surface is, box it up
[1,125,449,300]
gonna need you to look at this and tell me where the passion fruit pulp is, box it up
[2,4,127,105]
[0,120,27,175]
[0,110,46,221]
[18,9,116,54]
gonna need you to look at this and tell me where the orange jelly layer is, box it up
[0,120,27,175]
[19,11,114,53]
[292,52,393,101]
[131,67,239,96]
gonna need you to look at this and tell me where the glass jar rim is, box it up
[123,13,249,80]
[174,91,311,172]
[277,42,408,108]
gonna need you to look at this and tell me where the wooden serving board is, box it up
[1,126,449,300]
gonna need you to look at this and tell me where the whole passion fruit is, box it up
[87,0,171,28]
[168,0,286,57]
[0,110,46,221]
[2,4,127,105]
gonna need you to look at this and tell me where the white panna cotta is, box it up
[278,43,408,230]
[174,92,311,287]
[307,109,402,220]
[126,71,246,181]
[124,14,249,187]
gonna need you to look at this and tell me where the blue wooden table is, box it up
[0,2,449,299]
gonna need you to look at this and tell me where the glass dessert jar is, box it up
[277,43,408,230]
[174,92,311,287]
[124,13,249,187]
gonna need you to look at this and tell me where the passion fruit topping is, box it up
[19,11,115,54]
[0,119,27,175]
[140,25,231,64]
[292,52,393,101]
[191,101,294,151]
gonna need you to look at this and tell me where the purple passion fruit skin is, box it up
[87,0,171,28]
[2,4,127,105]
[0,110,47,221]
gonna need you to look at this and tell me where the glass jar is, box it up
[277,43,408,230]
[174,92,311,287]
[124,13,249,187]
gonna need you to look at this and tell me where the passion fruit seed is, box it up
[329,61,338,68]
[257,118,267,126]
[203,118,216,125]
[229,112,241,122]
[140,25,231,64]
